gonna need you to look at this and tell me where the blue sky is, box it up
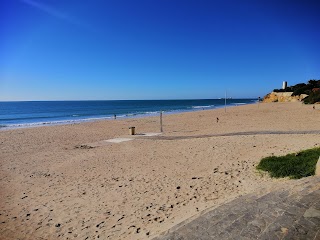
[1,0,320,100]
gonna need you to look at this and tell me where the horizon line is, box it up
[0,97,258,102]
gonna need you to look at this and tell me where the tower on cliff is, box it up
[282,81,287,90]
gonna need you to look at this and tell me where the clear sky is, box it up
[1,0,320,101]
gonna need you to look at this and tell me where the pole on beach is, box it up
[224,90,227,113]
[160,111,163,132]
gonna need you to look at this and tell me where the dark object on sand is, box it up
[129,127,135,135]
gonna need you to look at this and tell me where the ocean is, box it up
[0,99,256,129]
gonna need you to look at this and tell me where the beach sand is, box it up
[0,102,319,240]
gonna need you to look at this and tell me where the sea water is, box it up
[0,99,256,129]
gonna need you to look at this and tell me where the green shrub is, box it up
[303,91,320,104]
[292,85,310,96]
[273,88,292,93]
[256,148,320,179]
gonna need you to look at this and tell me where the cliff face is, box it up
[263,92,308,103]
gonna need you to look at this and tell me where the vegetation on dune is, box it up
[303,91,320,104]
[273,79,320,104]
[256,147,320,179]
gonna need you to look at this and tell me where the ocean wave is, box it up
[0,116,114,130]
[232,103,247,105]
[80,116,113,121]
[192,105,215,109]
[126,111,160,117]
[144,111,160,114]
[114,114,126,118]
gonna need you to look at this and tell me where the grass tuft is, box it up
[256,147,320,179]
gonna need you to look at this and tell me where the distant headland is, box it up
[263,79,320,104]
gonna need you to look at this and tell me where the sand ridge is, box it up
[0,102,319,239]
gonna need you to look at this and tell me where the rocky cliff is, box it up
[263,92,308,103]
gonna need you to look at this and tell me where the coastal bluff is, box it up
[263,92,308,103]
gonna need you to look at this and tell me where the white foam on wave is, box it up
[192,105,215,109]
[231,103,247,105]
[82,116,113,121]
[115,114,126,118]
[0,116,114,130]
[144,111,160,115]
[124,111,161,118]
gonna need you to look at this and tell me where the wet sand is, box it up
[0,102,319,240]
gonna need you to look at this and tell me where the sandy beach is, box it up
[0,102,319,240]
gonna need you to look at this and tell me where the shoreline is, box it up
[0,102,319,239]
[0,101,256,131]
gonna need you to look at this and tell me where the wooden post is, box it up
[160,111,163,132]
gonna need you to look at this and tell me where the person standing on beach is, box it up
[217,117,219,123]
